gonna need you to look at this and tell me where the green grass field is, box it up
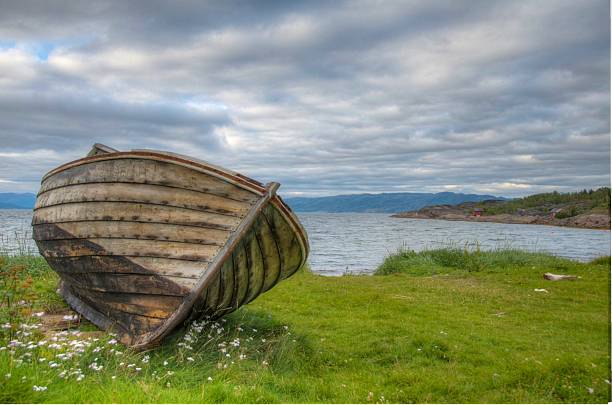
[0,250,610,403]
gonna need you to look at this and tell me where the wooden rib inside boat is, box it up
[32,143,309,350]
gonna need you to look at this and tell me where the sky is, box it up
[0,0,609,198]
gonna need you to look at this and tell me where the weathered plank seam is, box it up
[33,235,225,247]
[38,181,256,204]
[41,253,212,263]
[34,200,245,218]
[32,219,235,232]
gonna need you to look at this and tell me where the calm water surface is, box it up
[1,210,609,276]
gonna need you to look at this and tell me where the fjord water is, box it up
[1,210,610,276]
[299,213,610,275]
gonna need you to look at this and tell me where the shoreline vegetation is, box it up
[392,187,611,230]
[1,249,610,403]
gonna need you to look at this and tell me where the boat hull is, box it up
[33,148,308,349]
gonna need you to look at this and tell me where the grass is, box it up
[0,249,610,403]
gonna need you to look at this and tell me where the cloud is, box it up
[0,0,609,197]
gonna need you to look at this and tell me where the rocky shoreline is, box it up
[392,205,610,230]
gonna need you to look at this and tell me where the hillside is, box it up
[393,188,611,229]
[0,193,36,209]
[284,192,504,213]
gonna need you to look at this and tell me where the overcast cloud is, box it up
[0,0,609,197]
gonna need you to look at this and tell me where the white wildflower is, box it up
[33,385,48,392]
[33,312,45,317]
[163,360,169,366]
[108,338,118,345]
[207,376,213,381]
[262,360,269,366]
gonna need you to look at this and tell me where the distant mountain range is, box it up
[0,191,506,213]
[284,192,506,213]
[0,193,36,209]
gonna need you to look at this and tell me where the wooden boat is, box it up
[32,143,309,350]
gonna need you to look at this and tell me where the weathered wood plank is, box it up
[40,313,81,330]
[244,229,265,304]
[66,291,172,319]
[231,243,250,308]
[33,202,241,229]
[87,143,118,157]
[204,272,221,311]
[46,256,206,279]
[36,182,251,216]
[36,238,220,261]
[216,259,235,314]
[58,271,190,296]
[255,215,282,293]
[33,221,229,246]
[73,289,183,311]
[41,158,259,203]
[265,205,303,279]
[70,288,169,335]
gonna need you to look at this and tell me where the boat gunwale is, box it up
[41,151,268,194]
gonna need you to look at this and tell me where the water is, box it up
[0,209,37,255]
[298,213,610,275]
[1,210,609,275]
